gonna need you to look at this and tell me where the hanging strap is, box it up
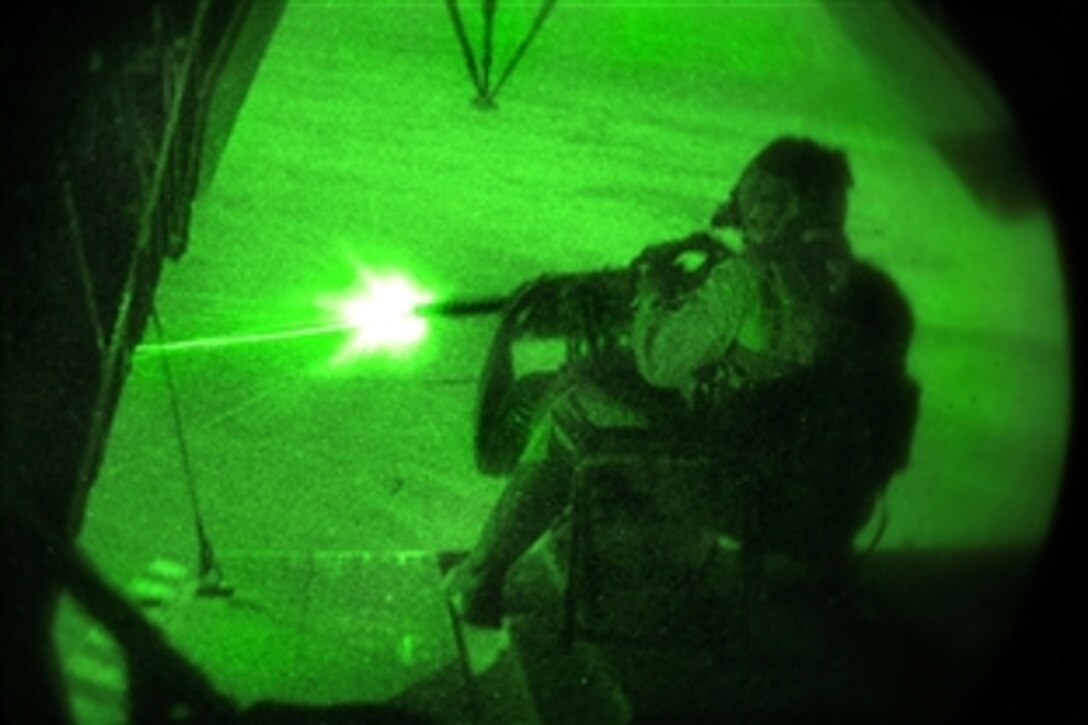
[481,0,498,93]
[151,307,229,595]
[445,0,558,105]
[490,0,558,101]
[445,0,484,96]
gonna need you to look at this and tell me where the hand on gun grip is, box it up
[633,233,729,304]
[507,275,568,338]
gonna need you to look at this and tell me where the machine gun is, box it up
[415,232,727,342]
[420,234,728,476]
[416,267,637,347]
[441,267,638,476]
[137,234,725,361]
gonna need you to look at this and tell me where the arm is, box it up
[632,251,758,392]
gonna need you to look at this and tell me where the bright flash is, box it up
[319,269,435,364]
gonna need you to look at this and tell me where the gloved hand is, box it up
[505,275,570,338]
[632,233,730,304]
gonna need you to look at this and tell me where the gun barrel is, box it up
[416,296,508,318]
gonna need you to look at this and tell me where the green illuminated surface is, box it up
[72,0,1070,717]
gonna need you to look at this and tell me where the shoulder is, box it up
[847,261,912,317]
[842,260,915,347]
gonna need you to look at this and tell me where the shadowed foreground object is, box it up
[55,545,1038,722]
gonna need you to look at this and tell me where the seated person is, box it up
[447,136,918,627]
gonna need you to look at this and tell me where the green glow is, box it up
[318,267,436,365]
[400,634,417,666]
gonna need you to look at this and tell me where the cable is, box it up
[444,0,484,97]
[150,307,231,597]
[489,0,558,102]
[481,0,498,94]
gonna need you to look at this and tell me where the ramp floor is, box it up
[56,544,1035,723]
